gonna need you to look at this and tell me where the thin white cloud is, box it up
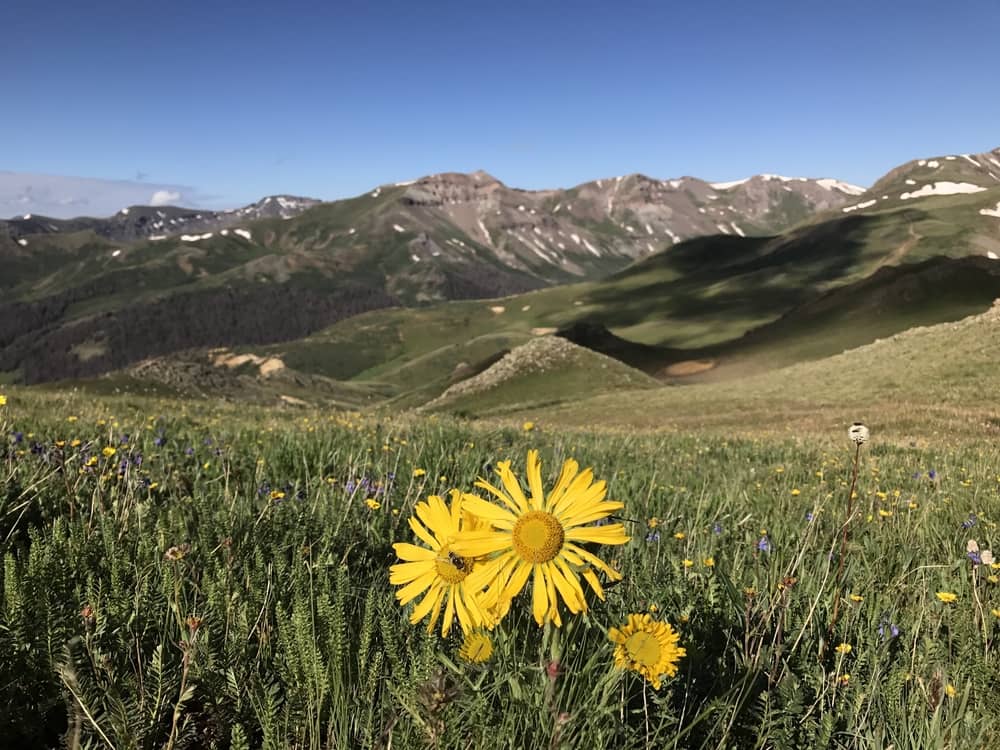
[0,172,203,219]
[150,189,182,206]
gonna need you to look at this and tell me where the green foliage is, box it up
[2,394,1000,748]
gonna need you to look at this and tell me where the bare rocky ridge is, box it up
[381,169,864,280]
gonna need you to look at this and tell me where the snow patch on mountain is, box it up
[900,182,986,200]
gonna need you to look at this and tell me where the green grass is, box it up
[520,298,1000,445]
[2,389,1000,748]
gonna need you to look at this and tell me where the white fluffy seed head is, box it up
[848,422,869,445]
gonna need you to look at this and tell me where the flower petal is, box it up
[497,460,530,514]
[410,585,442,625]
[526,450,545,511]
[393,543,436,562]
[531,565,548,625]
[459,495,517,527]
[565,523,630,545]
[544,458,579,512]
[565,542,623,581]
[396,571,436,604]
[452,529,513,558]
[389,560,433,585]
[408,516,438,549]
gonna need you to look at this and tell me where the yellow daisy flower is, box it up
[390,490,493,637]
[454,450,629,627]
[936,591,957,604]
[0,394,6,406]
[608,613,686,689]
[458,631,494,664]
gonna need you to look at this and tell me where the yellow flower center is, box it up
[434,545,472,584]
[624,631,662,668]
[511,510,565,563]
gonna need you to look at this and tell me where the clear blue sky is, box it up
[3,0,999,213]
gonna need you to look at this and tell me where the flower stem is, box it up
[829,442,861,643]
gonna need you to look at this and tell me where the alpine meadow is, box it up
[5,2,1000,747]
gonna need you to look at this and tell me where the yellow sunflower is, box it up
[389,490,493,637]
[453,450,629,627]
[608,613,686,689]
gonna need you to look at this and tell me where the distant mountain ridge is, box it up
[1,194,320,243]
[8,146,996,390]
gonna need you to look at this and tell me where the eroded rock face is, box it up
[384,168,862,284]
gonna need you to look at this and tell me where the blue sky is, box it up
[3,0,999,216]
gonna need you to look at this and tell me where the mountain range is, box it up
[2,146,999,412]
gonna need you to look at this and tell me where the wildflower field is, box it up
[2,391,999,749]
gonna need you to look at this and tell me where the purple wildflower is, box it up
[646,531,660,543]
[757,535,772,554]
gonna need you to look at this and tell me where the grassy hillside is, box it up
[423,336,659,417]
[521,301,1000,443]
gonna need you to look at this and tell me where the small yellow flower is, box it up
[102,446,117,458]
[413,468,426,477]
[682,559,694,568]
[67,415,77,422]
[790,488,801,496]
[936,591,957,604]
[987,575,999,584]
[647,517,660,529]
[945,684,957,698]
[608,614,686,689]
[838,673,851,685]
[0,394,6,407]
[270,490,286,501]
[365,498,381,510]
[70,439,81,447]
[849,594,864,602]
[522,421,535,431]
[458,631,494,664]
[55,440,66,448]
[85,456,99,467]
[673,532,686,540]
[834,643,852,655]
[703,557,715,568]
[908,501,918,510]
[878,509,893,518]
[991,608,1000,618]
